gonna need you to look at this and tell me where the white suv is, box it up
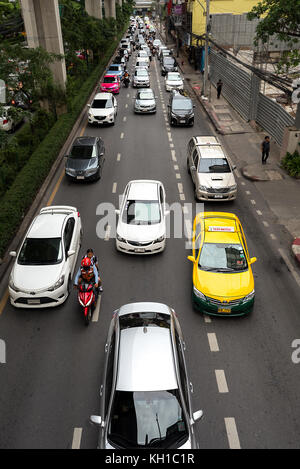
[9,206,82,308]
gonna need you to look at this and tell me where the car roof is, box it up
[28,213,66,238]
[127,180,160,200]
[116,327,178,392]
[118,302,171,317]
[197,213,241,244]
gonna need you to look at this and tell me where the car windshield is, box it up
[168,73,180,81]
[137,62,147,67]
[199,243,248,272]
[198,158,231,173]
[108,66,120,71]
[164,58,175,64]
[91,99,112,109]
[18,238,63,265]
[172,99,192,111]
[136,70,148,76]
[103,77,116,83]
[70,145,93,159]
[137,91,153,100]
[122,200,161,225]
[108,390,188,449]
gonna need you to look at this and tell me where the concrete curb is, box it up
[0,49,119,291]
[241,166,269,182]
[292,238,300,266]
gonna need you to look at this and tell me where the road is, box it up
[0,48,300,449]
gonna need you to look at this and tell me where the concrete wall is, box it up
[104,0,116,18]
[85,0,103,19]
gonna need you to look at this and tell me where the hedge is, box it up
[0,29,126,258]
[281,150,300,178]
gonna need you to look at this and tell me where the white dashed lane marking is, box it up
[207,333,219,352]
[224,418,241,449]
[215,370,229,393]
[112,183,117,193]
[71,428,82,449]
[117,153,121,161]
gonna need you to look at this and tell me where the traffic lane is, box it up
[167,110,300,446]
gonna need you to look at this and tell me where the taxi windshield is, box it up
[199,243,248,272]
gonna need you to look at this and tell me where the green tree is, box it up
[247,0,300,71]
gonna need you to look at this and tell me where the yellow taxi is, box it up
[188,212,257,316]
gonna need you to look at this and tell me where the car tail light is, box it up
[2,119,8,125]
[77,211,80,217]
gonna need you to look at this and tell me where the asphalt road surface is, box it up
[1,50,300,449]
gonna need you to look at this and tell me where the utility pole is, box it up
[202,0,210,97]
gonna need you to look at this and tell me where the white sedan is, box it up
[87,93,117,126]
[116,180,169,255]
[0,106,23,132]
[9,206,82,308]
[165,72,184,92]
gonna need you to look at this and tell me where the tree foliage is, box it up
[247,0,300,70]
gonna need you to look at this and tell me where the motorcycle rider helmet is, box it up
[81,257,91,272]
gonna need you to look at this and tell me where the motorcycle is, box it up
[78,282,96,326]
[123,76,130,88]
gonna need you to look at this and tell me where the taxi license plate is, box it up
[28,299,41,305]
[77,176,85,180]
[135,248,145,253]
[218,307,231,313]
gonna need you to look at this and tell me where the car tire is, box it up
[194,189,200,201]
[187,160,191,174]
[67,276,72,298]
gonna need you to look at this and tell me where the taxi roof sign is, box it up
[208,226,235,232]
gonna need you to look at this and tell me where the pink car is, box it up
[100,75,120,94]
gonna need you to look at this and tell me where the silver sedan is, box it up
[134,88,157,114]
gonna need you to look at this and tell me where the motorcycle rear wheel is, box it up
[85,306,92,326]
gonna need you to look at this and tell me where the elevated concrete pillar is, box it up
[85,0,103,19]
[116,0,122,6]
[104,0,116,19]
[21,0,66,89]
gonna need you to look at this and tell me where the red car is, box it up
[100,75,121,94]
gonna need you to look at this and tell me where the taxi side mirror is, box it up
[250,257,257,264]
[187,255,196,263]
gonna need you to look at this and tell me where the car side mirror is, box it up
[187,255,196,263]
[64,154,69,158]
[9,251,17,257]
[87,104,91,108]
[192,410,203,423]
[190,165,196,172]
[67,250,76,257]
[250,257,257,265]
[165,210,170,217]
[193,104,195,108]
[90,415,102,426]
[115,209,120,216]
[232,165,237,170]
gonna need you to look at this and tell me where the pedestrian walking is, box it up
[216,79,223,99]
[261,136,270,164]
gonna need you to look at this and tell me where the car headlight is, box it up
[230,184,237,191]
[193,286,206,301]
[171,112,177,118]
[155,235,165,243]
[242,290,255,303]
[9,278,20,292]
[66,168,76,176]
[85,167,98,176]
[198,185,208,192]
[48,275,65,292]
[117,234,126,242]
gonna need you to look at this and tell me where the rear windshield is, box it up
[108,66,120,71]
[103,77,117,83]
[119,311,171,330]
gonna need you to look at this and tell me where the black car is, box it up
[65,136,105,182]
[168,91,195,126]
[161,56,177,76]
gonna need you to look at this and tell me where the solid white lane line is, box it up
[215,370,229,393]
[278,248,300,288]
[104,225,111,241]
[270,233,276,240]
[92,294,101,322]
[224,418,241,449]
[120,132,124,139]
[262,221,269,227]
[204,315,212,323]
[117,153,121,161]
[72,428,82,449]
[207,333,219,352]
[256,210,262,216]
[112,183,117,193]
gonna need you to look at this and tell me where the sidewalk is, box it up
[159,27,300,264]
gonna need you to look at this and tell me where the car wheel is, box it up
[187,160,191,174]
[194,189,200,201]
[67,276,72,298]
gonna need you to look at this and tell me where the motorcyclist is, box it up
[82,248,103,292]
[74,257,99,302]
[123,70,130,86]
